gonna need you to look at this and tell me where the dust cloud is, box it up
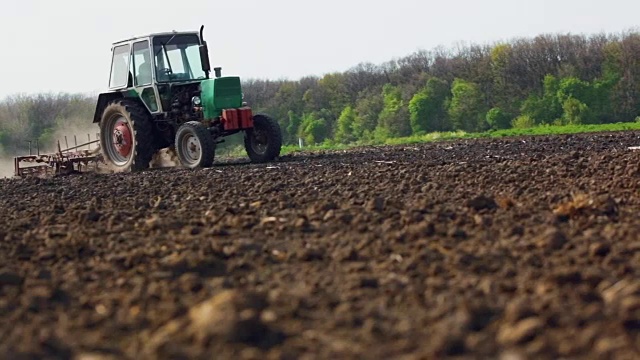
[5,120,185,175]
[44,121,101,154]
[0,157,14,178]
[1,121,101,179]
[150,148,180,168]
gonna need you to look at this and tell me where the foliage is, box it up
[448,79,487,132]
[561,98,592,125]
[485,107,511,130]
[520,75,563,125]
[352,89,384,140]
[512,115,536,129]
[557,77,593,104]
[285,111,302,144]
[376,84,411,138]
[335,106,357,144]
[409,77,451,133]
[298,112,329,145]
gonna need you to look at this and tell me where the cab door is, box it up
[131,40,162,114]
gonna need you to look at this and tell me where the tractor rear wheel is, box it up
[244,114,282,163]
[99,100,154,172]
[175,121,215,169]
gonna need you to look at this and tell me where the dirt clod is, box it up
[534,228,568,251]
[497,318,545,345]
[0,270,23,286]
[188,290,281,347]
[466,195,498,211]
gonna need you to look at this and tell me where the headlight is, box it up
[192,96,202,106]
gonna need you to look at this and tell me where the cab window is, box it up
[132,41,152,86]
[109,44,131,88]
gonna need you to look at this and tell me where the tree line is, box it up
[245,30,640,145]
[1,29,639,155]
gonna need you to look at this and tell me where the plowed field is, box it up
[1,132,640,359]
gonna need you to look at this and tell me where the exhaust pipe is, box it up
[199,25,211,79]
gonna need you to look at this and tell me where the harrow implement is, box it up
[13,134,103,178]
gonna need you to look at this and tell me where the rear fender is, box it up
[93,91,152,123]
[93,92,124,123]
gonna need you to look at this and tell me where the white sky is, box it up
[0,0,638,99]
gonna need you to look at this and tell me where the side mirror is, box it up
[199,42,211,77]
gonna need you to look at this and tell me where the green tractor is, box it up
[93,26,282,171]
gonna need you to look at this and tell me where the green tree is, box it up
[302,73,350,122]
[353,89,384,140]
[270,83,303,140]
[335,106,357,144]
[0,131,6,151]
[520,74,563,125]
[603,36,640,121]
[556,77,595,124]
[448,79,487,132]
[38,128,56,148]
[486,107,511,129]
[561,98,591,125]
[299,112,329,145]
[285,111,302,144]
[590,43,620,123]
[376,84,411,139]
[490,43,522,115]
[591,78,618,123]
[408,77,451,133]
[557,77,592,104]
[511,115,535,129]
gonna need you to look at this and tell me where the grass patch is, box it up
[383,131,469,145]
[282,142,351,155]
[222,122,640,157]
[483,122,640,137]
[282,121,640,154]
[388,122,640,145]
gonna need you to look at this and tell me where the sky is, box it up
[0,0,638,99]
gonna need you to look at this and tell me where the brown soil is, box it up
[1,132,640,359]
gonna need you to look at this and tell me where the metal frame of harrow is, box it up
[13,135,103,178]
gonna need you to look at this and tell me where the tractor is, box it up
[93,26,282,171]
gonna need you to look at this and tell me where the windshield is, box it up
[153,34,205,82]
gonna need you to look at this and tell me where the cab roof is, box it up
[112,31,200,46]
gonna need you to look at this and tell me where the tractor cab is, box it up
[107,31,210,115]
[109,33,208,84]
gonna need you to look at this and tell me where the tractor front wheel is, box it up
[175,121,215,169]
[244,114,282,163]
[99,100,154,172]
